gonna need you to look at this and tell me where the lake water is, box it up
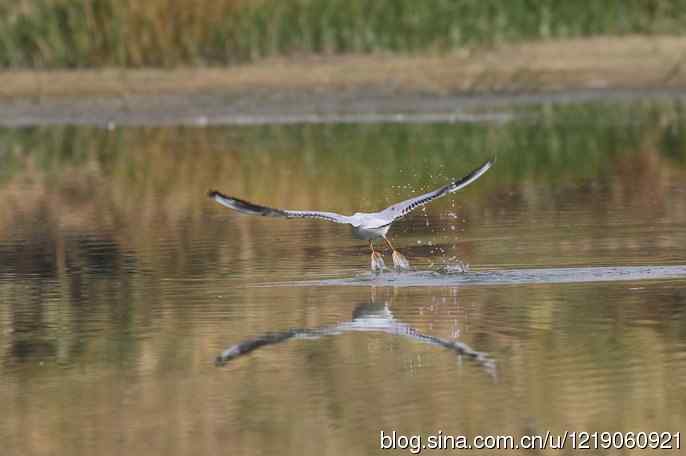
[1,98,685,455]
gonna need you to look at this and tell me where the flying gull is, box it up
[208,158,493,271]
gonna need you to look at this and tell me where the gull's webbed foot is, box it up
[370,252,385,273]
[392,250,411,271]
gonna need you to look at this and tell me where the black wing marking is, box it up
[208,190,352,224]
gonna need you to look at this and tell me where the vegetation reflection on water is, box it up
[1,100,685,455]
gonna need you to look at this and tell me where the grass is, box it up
[1,0,686,68]
[5,35,686,99]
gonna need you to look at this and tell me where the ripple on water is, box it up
[256,265,686,288]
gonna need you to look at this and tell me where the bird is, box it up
[215,299,495,377]
[208,158,493,272]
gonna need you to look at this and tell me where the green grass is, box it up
[1,0,686,68]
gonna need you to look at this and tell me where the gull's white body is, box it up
[349,213,392,240]
[208,158,494,270]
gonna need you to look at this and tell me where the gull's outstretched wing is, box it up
[379,158,493,221]
[208,190,353,225]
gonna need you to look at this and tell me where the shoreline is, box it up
[2,36,686,127]
[2,88,686,128]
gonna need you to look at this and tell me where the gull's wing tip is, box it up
[207,190,292,218]
[208,189,227,200]
[458,157,495,183]
[472,157,495,178]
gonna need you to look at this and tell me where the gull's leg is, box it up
[369,241,385,273]
[384,237,411,271]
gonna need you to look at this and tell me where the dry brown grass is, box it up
[2,36,686,99]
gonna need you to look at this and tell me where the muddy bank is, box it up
[2,36,686,127]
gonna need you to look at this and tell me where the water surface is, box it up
[1,99,685,455]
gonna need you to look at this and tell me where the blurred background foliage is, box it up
[2,99,685,182]
[1,0,685,68]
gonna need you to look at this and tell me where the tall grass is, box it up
[0,0,242,67]
[1,0,686,68]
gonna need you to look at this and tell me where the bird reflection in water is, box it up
[215,289,496,379]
